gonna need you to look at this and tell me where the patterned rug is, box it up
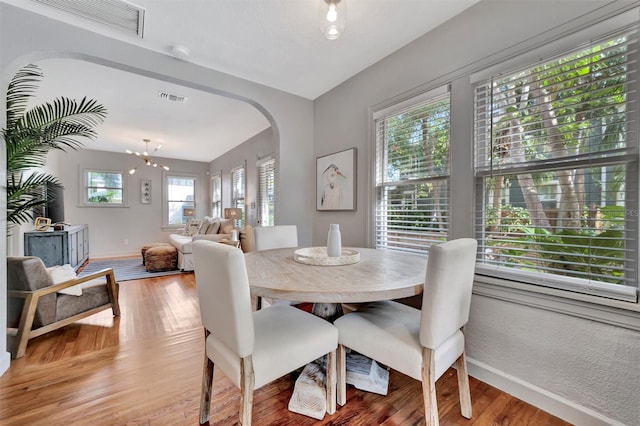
[78,257,188,282]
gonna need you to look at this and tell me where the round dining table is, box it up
[244,247,427,304]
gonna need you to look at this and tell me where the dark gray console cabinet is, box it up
[24,225,89,271]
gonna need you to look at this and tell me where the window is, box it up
[257,156,276,226]
[374,86,451,254]
[231,164,245,227]
[85,170,124,205]
[211,173,221,218]
[166,174,196,226]
[474,26,638,302]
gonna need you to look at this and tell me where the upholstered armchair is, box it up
[6,256,120,359]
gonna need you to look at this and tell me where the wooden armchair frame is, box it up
[7,268,120,359]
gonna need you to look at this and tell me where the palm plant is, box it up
[3,64,107,230]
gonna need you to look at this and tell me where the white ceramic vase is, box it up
[327,224,342,257]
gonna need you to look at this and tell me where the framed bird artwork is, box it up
[316,147,356,211]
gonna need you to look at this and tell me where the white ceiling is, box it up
[31,58,273,163]
[5,0,480,162]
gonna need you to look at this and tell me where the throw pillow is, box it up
[198,217,214,235]
[181,221,190,235]
[185,219,201,236]
[206,219,221,235]
[47,264,82,296]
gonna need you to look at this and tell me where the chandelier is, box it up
[127,139,170,174]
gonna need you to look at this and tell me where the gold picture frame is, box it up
[34,217,52,231]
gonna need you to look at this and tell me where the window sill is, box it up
[473,275,640,332]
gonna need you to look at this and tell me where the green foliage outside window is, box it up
[477,31,635,288]
[86,171,123,204]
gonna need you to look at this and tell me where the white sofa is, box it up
[168,217,255,271]
[168,217,236,271]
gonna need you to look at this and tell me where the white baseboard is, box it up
[0,351,10,376]
[466,357,624,426]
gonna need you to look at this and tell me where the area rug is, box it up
[78,257,188,282]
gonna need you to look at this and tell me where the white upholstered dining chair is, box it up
[192,240,338,425]
[253,224,299,308]
[253,224,298,251]
[334,238,478,426]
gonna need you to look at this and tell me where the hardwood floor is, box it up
[0,272,571,425]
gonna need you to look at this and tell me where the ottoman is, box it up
[141,243,171,265]
[144,245,178,272]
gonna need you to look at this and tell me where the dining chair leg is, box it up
[336,344,347,406]
[326,350,337,414]
[199,353,215,424]
[456,352,472,419]
[239,356,255,426]
[421,347,439,426]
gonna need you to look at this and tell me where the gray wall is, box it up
[312,1,640,424]
[0,3,313,373]
[51,149,209,258]
[209,128,276,227]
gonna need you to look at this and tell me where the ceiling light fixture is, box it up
[319,0,346,40]
[127,139,170,174]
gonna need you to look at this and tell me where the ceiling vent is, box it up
[31,0,145,38]
[158,91,188,104]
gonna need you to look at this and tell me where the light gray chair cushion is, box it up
[56,286,112,321]
[7,256,57,327]
[335,300,464,381]
[207,304,338,389]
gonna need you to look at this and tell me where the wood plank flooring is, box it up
[0,272,571,425]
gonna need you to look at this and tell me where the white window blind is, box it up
[166,175,195,226]
[374,86,451,254]
[474,25,639,302]
[231,165,245,227]
[211,173,221,218]
[257,157,276,226]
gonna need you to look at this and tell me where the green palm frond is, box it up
[18,96,107,138]
[6,172,62,226]
[5,130,51,172]
[4,64,107,229]
[5,64,42,129]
